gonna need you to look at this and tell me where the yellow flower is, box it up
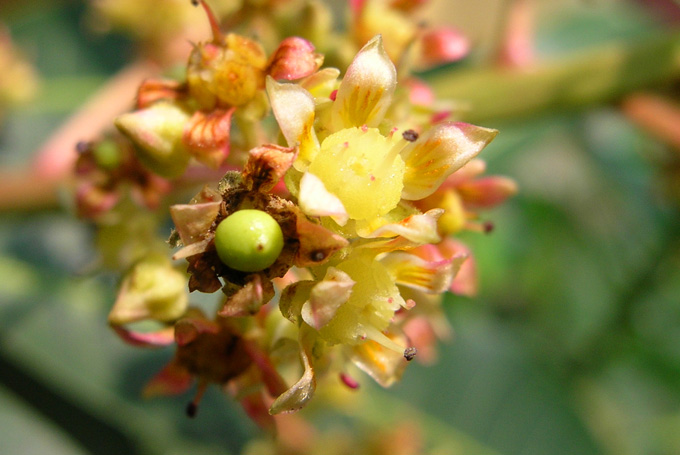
[267,35,498,236]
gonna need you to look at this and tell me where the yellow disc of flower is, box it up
[308,127,405,221]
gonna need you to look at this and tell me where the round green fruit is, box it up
[214,209,284,272]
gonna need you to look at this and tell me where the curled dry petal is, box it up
[187,256,223,293]
[331,35,397,129]
[362,209,443,246]
[219,274,275,317]
[301,268,355,330]
[136,79,185,109]
[266,77,319,169]
[401,122,498,201]
[169,200,221,246]
[242,144,297,192]
[183,107,235,168]
[267,37,324,81]
[172,238,212,261]
[295,215,349,267]
[269,328,317,414]
[279,280,315,325]
[298,172,348,225]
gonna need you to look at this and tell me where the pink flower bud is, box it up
[405,78,435,106]
[420,27,469,68]
[267,37,324,81]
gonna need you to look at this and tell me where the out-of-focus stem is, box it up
[0,168,60,212]
[621,92,680,152]
[428,30,680,124]
[0,59,159,214]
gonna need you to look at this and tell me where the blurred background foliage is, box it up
[1,0,680,454]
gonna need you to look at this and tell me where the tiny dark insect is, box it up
[404,347,417,361]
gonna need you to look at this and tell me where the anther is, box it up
[186,401,198,418]
[402,129,419,142]
[404,347,417,361]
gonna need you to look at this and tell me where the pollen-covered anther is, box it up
[402,129,419,142]
[340,373,361,389]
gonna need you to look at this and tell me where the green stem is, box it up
[427,30,680,123]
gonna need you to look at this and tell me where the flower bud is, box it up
[267,37,324,81]
[419,27,469,68]
[186,34,268,109]
[108,255,189,325]
[115,101,191,178]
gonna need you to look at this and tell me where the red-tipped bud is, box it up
[267,37,324,81]
[457,176,519,208]
[420,27,469,68]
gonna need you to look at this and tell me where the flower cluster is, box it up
[85,0,516,428]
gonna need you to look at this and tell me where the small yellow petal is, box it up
[302,268,355,330]
[298,172,349,225]
[331,35,397,129]
[401,122,498,200]
[266,77,320,169]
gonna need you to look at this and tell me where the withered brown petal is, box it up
[219,274,275,317]
[188,257,223,293]
[295,215,348,267]
[183,107,235,168]
[137,79,186,109]
[242,144,297,192]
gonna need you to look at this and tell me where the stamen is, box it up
[403,347,417,361]
[402,129,419,142]
[186,381,208,418]
[465,220,495,234]
[340,373,360,389]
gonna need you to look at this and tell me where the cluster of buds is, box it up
[87,0,516,428]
